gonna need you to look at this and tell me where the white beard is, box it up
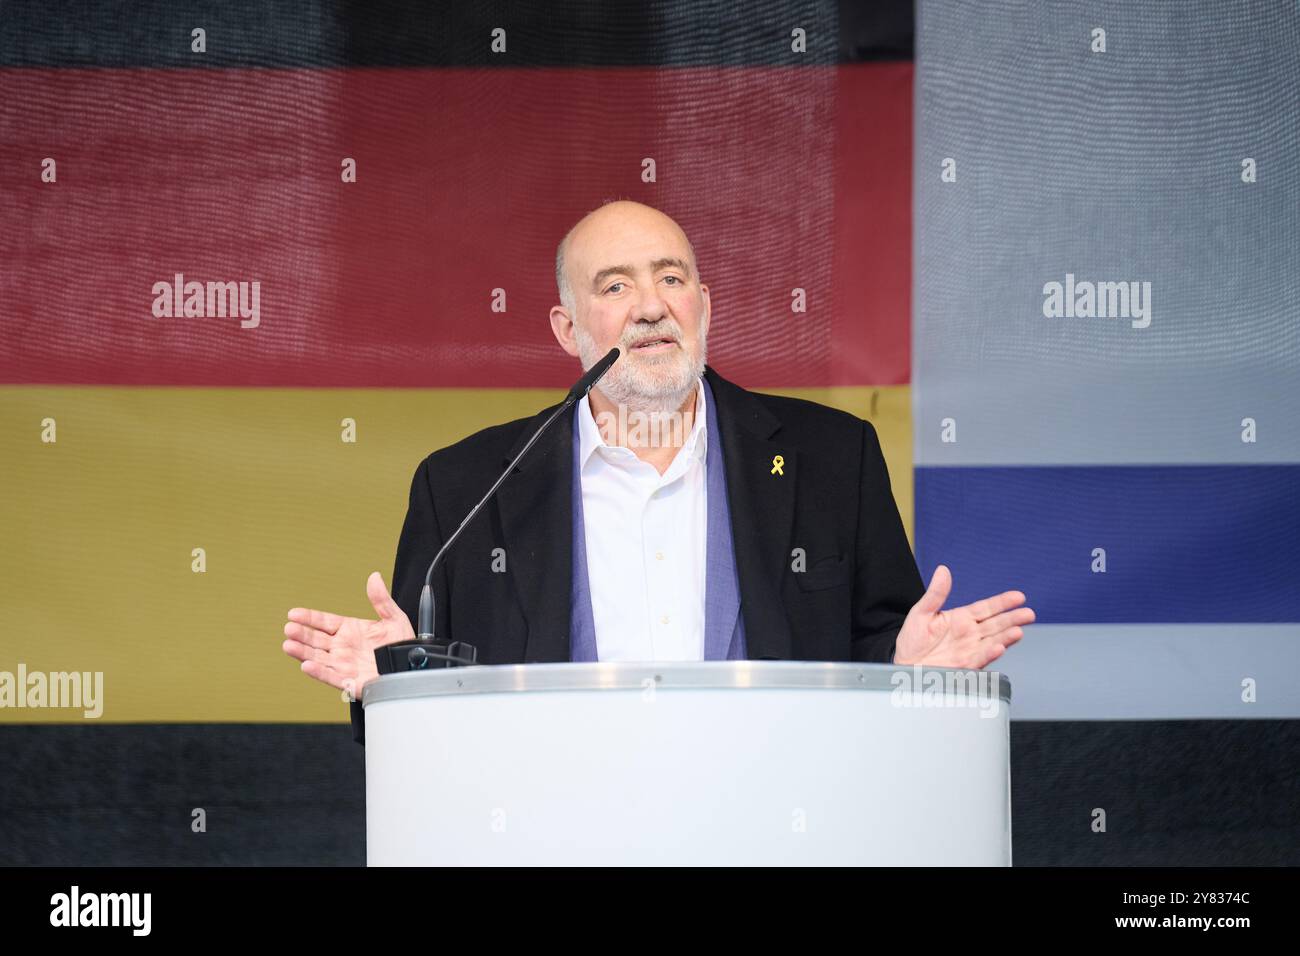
[573,317,706,415]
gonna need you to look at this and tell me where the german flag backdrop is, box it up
[1,1,1294,866]
[1,2,914,729]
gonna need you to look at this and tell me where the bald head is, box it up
[555,200,698,313]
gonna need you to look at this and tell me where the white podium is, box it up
[363,661,1012,865]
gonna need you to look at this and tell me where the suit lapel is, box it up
[704,366,798,660]
[495,400,575,663]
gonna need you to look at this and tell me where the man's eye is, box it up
[605,283,624,294]
[663,276,681,285]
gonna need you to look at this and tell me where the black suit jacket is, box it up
[349,364,923,743]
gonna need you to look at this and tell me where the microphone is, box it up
[375,347,621,675]
[565,346,620,403]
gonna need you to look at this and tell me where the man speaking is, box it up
[282,200,1035,742]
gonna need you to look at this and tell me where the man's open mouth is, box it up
[630,337,677,351]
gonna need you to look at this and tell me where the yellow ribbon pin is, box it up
[771,455,784,476]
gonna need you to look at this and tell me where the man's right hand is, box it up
[282,571,415,702]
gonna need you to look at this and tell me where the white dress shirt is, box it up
[577,378,708,661]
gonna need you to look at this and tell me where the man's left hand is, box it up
[893,564,1034,669]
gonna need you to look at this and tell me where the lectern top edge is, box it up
[362,660,1012,707]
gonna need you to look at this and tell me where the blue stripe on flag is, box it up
[914,465,1300,623]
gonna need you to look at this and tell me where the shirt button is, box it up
[661,615,669,624]
[655,551,664,560]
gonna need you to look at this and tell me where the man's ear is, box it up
[550,305,581,359]
[699,284,711,337]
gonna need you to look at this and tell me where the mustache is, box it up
[623,322,683,347]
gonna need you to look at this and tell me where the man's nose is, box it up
[630,287,669,323]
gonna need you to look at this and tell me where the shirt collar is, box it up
[578,377,708,471]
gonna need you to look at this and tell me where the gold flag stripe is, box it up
[0,385,911,723]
